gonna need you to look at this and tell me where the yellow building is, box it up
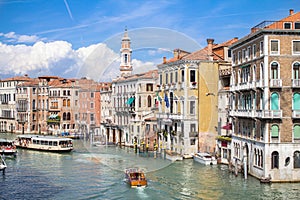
[157,38,236,157]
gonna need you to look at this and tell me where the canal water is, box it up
[1,133,300,200]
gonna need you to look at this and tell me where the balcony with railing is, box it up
[270,79,282,88]
[256,110,282,119]
[292,79,300,88]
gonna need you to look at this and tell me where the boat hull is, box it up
[125,168,147,188]
[15,145,73,153]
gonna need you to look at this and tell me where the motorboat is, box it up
[124,168,147,188]
[193,152,217,165]
[14,135,73,152]
[0,138,17,157]
[0,156,7,175]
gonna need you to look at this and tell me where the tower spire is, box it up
[120,28,132,77]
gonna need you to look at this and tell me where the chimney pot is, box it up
[290,9,294,15]
[207,38,214,60]
[163,57,167,64]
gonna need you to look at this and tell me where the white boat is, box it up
[15,135,73,152]
[0,156,7,175]
[193,152,217,165]
[0,138,17,157]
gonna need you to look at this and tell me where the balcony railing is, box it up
[292,79,300,87]
[256,110,282,119]
[270,79,282,88]
[230,109,282,119]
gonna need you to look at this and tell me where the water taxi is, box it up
[193,152,217,165]
[0,139,17,157]
[125,168,147,188]
[0,155,6,175]
[15,135,73,152]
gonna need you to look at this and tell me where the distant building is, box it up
[0,75,32,133]
[229,9,300,182]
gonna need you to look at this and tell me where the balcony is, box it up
[256,80,264,88]
[292,79,300,88]
[229,110,255,118]
[238,82,255,91]
[270,79,282,88]
[256,110,282,119]
[293,110,300,118]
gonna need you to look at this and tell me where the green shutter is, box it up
[271,93,279,110]
[294,125,300,139]
[293,93,300,110]
[271,125,279,138]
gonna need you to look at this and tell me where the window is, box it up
[271,62,279,79]
[271,151,279,169]
[165,73,168,84]
[147,95,152,107]
[175,71,178,82]
[271,124,279,138]
[284,22,291,29]
[293,41,300,54]
[294,151,300,168]
[91,92,94,98]
[146,84,153,91]
[242,49,246,61]
[271,92,279,111]
[228,49,232,58]
[159,74,162,85]
[293,62,300,79]
[138,96,141,107]
[124,54,128,64]
[170,72,173,83]
[90,113,94,122]
[294,125,300,140]
[247,47,251,58]
[190,70,196,82]
[260,41,264,55]
[190,101,195,114]
[295,22,300,29]
[270,40,279,54]
[90,102,94,109]
[238,51,241,63]
[181,70,184,82]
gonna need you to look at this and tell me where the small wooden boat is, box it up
[0,139,17,157]
[14,135,73,152]
[0,156,7,175]
[125,168,147,188]
[193,152,217,165]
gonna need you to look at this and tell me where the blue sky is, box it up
[0,0,299,81]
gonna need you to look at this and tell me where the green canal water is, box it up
[0,133,299,200]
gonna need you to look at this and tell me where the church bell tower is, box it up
[120,28,133,77]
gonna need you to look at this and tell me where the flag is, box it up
[164,93,169,108]
[156,91,162,102]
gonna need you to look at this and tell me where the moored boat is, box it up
[14,135,73,152]
[0,155,7,175]
[193,152,217,165]
[125,168,147,188]
[0,139,17,157]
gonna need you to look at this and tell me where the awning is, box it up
[126,97,135,105]
[240,64,250,68]
[222,123,232,130]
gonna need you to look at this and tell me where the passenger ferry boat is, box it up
[15,135,73,152]
[124,168,147,188]
[0,139,17,157]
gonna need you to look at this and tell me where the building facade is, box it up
[229,9,300,182]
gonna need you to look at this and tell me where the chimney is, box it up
[163,56,167,64]
[173,49,179,59]
[290,9,294,15]
[207,38,214,61]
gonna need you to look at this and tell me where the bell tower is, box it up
[120,28,133,77]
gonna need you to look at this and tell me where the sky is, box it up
[0,0,300,81]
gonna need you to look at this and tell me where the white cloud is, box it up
[0,39,159,81]
[0,32,41,43]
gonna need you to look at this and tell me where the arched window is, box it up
[271,92,279,110]
[293,62,300,79]
[271,124,279,138]
[271,151,279,169]
[67,99,70,107]
[147,95,151,107]
[63,112,67,120]
[293,93,300,110]
[293,125,300,140]
[63,99,66,107]
[294,151,300,168]
[271,62,279,79]
[67,112,71,120]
